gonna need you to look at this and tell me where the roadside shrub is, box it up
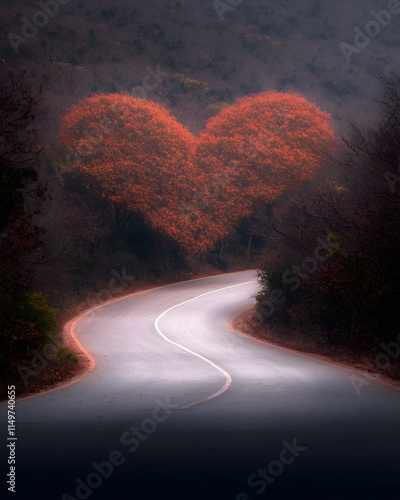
[0,291,58,373]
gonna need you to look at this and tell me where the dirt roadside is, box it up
[230,307,400,391]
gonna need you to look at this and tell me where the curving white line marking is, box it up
[155,280,256,409]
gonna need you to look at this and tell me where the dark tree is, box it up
[256,74,400,355]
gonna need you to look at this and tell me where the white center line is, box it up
[154,280,256,409]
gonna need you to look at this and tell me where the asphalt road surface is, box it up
[1,270,400,499]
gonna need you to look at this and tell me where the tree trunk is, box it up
[246,234,253,261]
[219,239,224,258]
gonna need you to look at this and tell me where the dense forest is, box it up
[1,0,400,391]
[256,75,400,378]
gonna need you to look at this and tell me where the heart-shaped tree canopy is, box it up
[60,92,334,254]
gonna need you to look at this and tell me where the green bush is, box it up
[16,293,58,342]
[0,291,58,374]
[57,347,78,363]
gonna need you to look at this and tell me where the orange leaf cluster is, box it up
[60,92,334,254]
[195,91,334,233]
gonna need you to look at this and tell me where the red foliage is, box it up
[60,94,215,252]
[60,92,334,254]
[196,91,335,232]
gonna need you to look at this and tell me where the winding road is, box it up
[1,270,400,499]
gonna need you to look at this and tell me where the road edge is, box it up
[228,307,400,393]
[4,270,256,403]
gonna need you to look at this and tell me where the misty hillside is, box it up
[2,0,399,135]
